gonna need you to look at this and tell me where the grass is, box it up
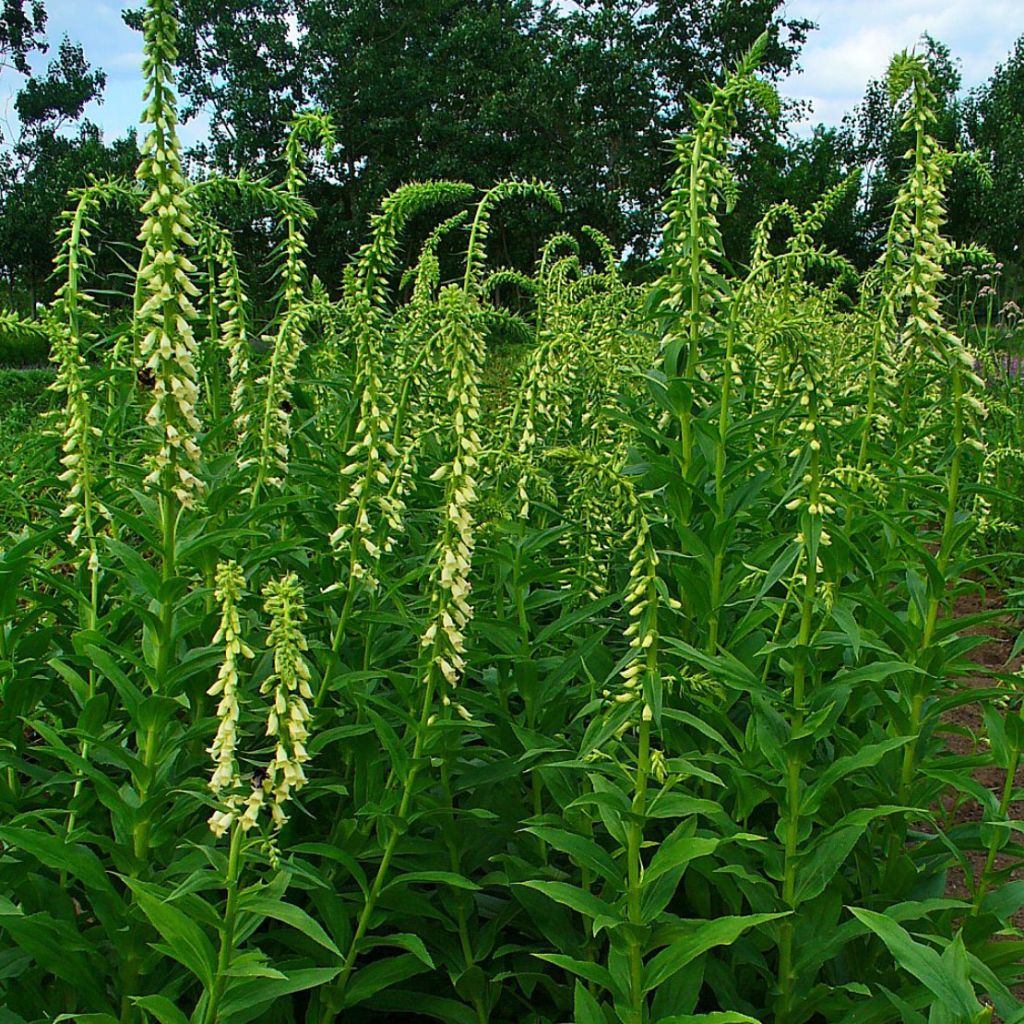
[0,367,57,522]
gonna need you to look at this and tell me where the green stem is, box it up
[202,822,244,1024]
[777,445,819,1021]
[972,743,1020,914]
[707,313,736,653]
[626,715,651,1024]
[133,491,178,862]
[898,365,963,800]
[319,674,437,1024]
[440,757,489,1024]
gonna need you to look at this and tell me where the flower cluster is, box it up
[244,114,335,496]
[331,297,401,591]
[1000,301,1021,330]
[331,185,480,592]
[660,36,776,321]
[280,112,334,309]
[49,315,106,566]
[207,562,260,838]
[135,0,203,508]
[420,287,484,718]
[616,499,659,712]
[778,365,841,608]
[48,182,132,563]
[249,302,314,493]
[214,230,253,435]
[260,573,313,829]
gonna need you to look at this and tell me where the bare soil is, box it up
[936,587,1024,1015]
[941,588,1024,919]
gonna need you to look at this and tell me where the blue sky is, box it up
[2,0,1023,146]
[778,0,1024,130]
[0,0,209,146]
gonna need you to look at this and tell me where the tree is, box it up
[125,0,812,276]
[0,36,137,306]
[0,0,46,75]
[963,34,1024,266]
[14,34,105,129]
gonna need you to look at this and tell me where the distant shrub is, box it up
[0,311,50,366]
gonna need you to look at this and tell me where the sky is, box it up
[2,0,1024,146]
[778,0,1024,130]
[0,0,209,146]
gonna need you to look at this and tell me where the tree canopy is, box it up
[1,1,1023,302]
[126,0,812,269]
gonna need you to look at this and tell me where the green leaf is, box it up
[129,995,190,1024]
[125,881,217,989]
[574,980,607,1024]
[239,896,341,957]
[53,1017,120,1024]
[643,914,786,992]
[0,909,109,1006]
[47,657,90,706]
[220,966,342,1017]
[658,1016,760,1024]
[848,909,980,1016]
[342,954,430,1008]
[834,660,926,687]
[802,738,912,814]
[385,870,480,892]
[0,825,115,897]
[357,932,435,968]
[534,953,618,995]
[830,604,862,659]
[369,991,478,1024]
[104,537,162,600]
[794,827,863,903]
[645,835,720,888]
[536,595,617,645]
[522,826,622,884]
[81,642,144,721]
[519,880,621,924]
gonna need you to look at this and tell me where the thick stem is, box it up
[972,743,1020,914]
[319,674,437,1024]
[707,314,736,653]
[898,365,963,799]
[777,446,819,1020]
[626,715,651,1024]
[202,822,244,1024]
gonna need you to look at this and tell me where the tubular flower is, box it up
[419,287,484,718]
[207,561,257,838]
[260,574,314,829]
[617,502,659,709]
[136,0,204,508]
[49,315,107,564]
[330,289,400,591]
[250,302,314,492]
[214,230,253,435]
[559,452,672,715]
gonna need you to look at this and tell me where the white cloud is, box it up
[780,0,1024,130]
